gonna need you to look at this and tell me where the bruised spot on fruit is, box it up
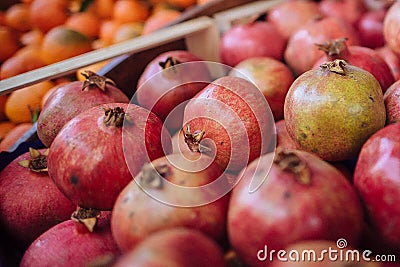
[274,148,311,185]
[138,163,170,189]
[128,211,134,218]
[283,191,291,199]
[70,175,79,185]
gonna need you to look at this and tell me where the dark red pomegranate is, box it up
[114,228,226,267]
[220,21,286,67]
[354,122,400,249]
[267,0,322,40]
[0,148,75,248]
[136,50,211,132]
[228,149,364,267]
[37,72,129,147]
[357,9,386,48]
[48,103,171,210]
[285,60,386,161]
[20,211,121,267]
[111,152,230,252]
[182,76,275,172]
[284,17,360,75]
[384,80,400,124]
[313,37,394,92]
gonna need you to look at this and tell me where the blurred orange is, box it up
[0,46,46,79]
[0,122,33,152]
[20,29,44,46]
[4,3,31,32]
[92,0,115,19]
[113,0,150,23]
[166,0,196,8]
[65,12,101,39]
[143,8,181,35]
[0,25,20,63]
[0,121,16,142]
[41,26,92,64]
[5,81,55,124]
[113,22,143,43]
[29,0,69,33]
[99,19,122,46]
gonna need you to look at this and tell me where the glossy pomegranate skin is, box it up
[267,0,322,40]
[376,45,400,81]
[383,1,400,56]
[220,21,286,67]
[0,150,75,248]
[357,9,386,49]
[319,0,367,26]
[384,81,400,124]
[20,212,121,267]
[111,152,230,253]
[48,103,171,210]
[354,123,400,248]
[284,17,360,76]
[228,150,364,267]
[114,228,226,267]
[37,81,129,147]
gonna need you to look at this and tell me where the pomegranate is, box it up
[267,0,322,40]
[114,228,226,267]
[182,76,275,172]
[219,21,286,67]
[383,1,400,56]
[354,122,400,249]
[229,57,294,121]
[20,211,121,267]
[384,80,400,124]
[284,17,360,76]
[136,50,211,132]
[313,37,394,92]
[376,45,400,81]
[363,0,393,11]
[48,103,171,210]
[37,72,129,147]
[357,9,386,49]
[275,120,297,150]
[285,59,386,161]
[319,0,367,26]
[0,148,75,248]
[227,149,364,267]
[269,240,381,267]
[111,152,230,252]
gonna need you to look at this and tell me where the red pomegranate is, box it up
[0,148,75,248]
[376,45,400,81]
[48,103,171,210]
[319,0,367,26]
[228,149,364,267]
[384,80,400,124]
[383,1,400,56]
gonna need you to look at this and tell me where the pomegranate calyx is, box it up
[103,106,125,127]
[71,207,101,233]
[138,163,169,189]
[320,59,347,75]
[18,147,48,172]
[274,148,311,185]
[81,70,116,91]
[183,124,205,153]
[158,57,181,69]
[315,37,348,57]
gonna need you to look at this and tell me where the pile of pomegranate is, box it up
[1,0,400,266]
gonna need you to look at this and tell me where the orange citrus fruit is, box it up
[65,12,101,39]
[143,9,181,35]
[0,25,20,62]
[5,81,55,124]
[0,122,32,152]
[29,0,69,33]
[113,0,150,23]
[41,26,93,64]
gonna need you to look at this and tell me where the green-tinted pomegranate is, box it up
[284,59,386,161]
